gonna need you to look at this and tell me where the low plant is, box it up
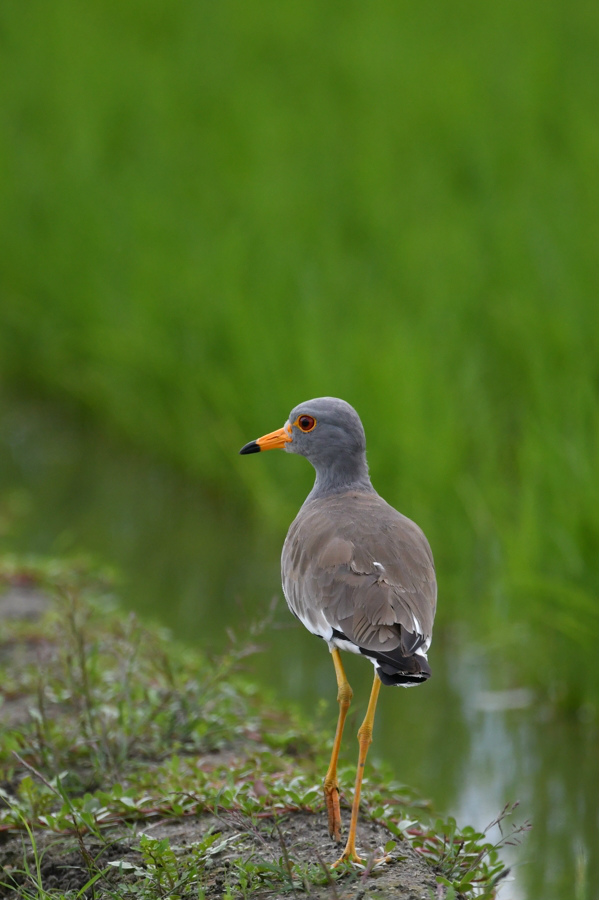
[0,556,517,898]
[409,802,531,898]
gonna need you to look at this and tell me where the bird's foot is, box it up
[331,848,365,869]
[323,783,342,842]
[331,850,391,870]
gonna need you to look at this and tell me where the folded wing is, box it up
[282,491,437,685]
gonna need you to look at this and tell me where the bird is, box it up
[239,397,436,867]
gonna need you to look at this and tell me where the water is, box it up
[1,395,597,899]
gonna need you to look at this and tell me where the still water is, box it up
[1,396,596,900]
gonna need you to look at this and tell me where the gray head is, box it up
[240,397,374,499]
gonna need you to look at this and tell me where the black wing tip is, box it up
[331,628,432,686]
[376,665,431,686]
[239,441,261,455]
[359,645,432,686]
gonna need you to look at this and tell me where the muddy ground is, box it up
[0,809,441,899]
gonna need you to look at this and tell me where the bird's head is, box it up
[239,397,367,474]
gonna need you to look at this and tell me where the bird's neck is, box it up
[307,453,375,502]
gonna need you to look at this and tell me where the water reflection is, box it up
[1,395,596,899]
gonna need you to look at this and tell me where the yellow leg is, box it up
[332,671,382,867]
[323,648,353,842]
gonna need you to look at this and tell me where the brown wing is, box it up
[282,490,436,663]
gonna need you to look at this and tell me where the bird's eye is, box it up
[297,415,316,433]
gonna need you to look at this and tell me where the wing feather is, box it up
[281,490,437,659]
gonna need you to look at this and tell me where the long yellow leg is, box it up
[332,671,382,867]
[323,648,353,841]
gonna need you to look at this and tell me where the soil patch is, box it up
[1,809,440,899]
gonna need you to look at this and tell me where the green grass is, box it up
[0,557,518,899]
[0,0,597,708]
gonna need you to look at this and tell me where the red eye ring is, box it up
[296,415,316,433]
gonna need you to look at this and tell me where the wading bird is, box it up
[240,397,436,866]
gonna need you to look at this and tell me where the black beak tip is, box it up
[239,441,261,455]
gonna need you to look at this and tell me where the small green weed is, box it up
[410,802,531,898]
[105,831,240,899]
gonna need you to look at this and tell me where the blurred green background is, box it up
[1,1,597,897]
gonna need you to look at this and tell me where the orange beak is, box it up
[239,423,292,455]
